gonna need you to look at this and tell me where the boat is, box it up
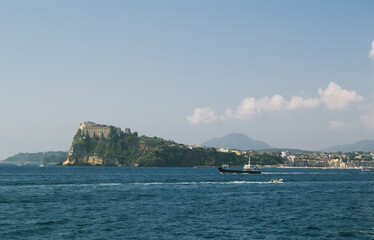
[361,167,373,172]
[39,162,47,167]
[271,178,283,183]
[218,156,261,174]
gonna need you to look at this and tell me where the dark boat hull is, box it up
[218,167,261,174]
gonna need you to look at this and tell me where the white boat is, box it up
[218,156,261,174]
[39,162,47,167]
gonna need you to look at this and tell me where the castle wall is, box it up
[78,122,121,139]
[84,126,112,138]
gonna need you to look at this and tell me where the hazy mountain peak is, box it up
[322,139,374,152]
[202,133,271,150]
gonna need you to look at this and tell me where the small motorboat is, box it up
[39,162,47,167]
[271,178,283,183]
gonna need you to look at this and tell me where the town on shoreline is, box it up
[208,146,374,169]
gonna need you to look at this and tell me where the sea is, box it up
[0,165,373,240]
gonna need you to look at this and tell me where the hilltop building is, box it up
[78,121,121,139]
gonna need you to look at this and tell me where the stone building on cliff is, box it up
[78,121,121,139]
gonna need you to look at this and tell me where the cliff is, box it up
[62,122,246,167]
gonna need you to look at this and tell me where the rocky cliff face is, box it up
[63,146,105,166]
[63,142,95,166]
[62,146,76,166]
[62,122,128,166]
[62,130,124,166]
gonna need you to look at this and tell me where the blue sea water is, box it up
[0,165,373,239]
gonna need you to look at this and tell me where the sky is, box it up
[1,0,374,159]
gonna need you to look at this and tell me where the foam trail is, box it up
[98,183,121,186]
[263,172,331,175]
[132,181,273,185]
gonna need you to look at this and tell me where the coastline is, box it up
[265,165,363,170]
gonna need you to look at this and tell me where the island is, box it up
[61,121,253,167]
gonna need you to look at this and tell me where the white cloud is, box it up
[360,107,374,129]
[260,95,287,111]
[286,96,320,110]
[328,120,347,130]
[221,95,288,120]
[370,40,374,60]
[187,107,217,124]
[222,95,321,120]
[190,82,364,124]
[318,82,363,110]
[227,97,257,120]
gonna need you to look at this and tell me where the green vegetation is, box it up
[66,129,286,167]
[345,152,373,161]
[2,151,68,165]
[250,152,285,165]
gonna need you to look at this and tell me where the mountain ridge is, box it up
[2,151,68,165]
[202,133,272,150]
[322,139,374,152]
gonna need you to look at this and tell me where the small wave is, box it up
[132,181,273,185]
[55,183,122,187]
[98,183,121,186]
[262,172,329,175]
[203,181,270,184]
[0,182,123,188]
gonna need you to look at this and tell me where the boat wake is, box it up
[98,183,121,186]
[2,181,284,189]
[262,172,334,175]
[134,181,275,185]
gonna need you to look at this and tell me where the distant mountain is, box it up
[263,148,312,153]
[322,140,374,152]
[2,151,68,165]
[202,133,272,150]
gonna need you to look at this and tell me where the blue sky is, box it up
[1,0,374,159]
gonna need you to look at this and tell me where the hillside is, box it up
[62,123,248,167]
[202,133,272,150]
[2,152,68,165]
[322,140,374,152]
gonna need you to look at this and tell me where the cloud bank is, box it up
[370,40,374,60]
[221,95,319,121]
[188,82,364,124]
[221,82,362,121]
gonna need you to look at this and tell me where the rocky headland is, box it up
[62,121,246,167]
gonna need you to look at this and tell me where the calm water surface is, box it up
[0,165,373,239]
